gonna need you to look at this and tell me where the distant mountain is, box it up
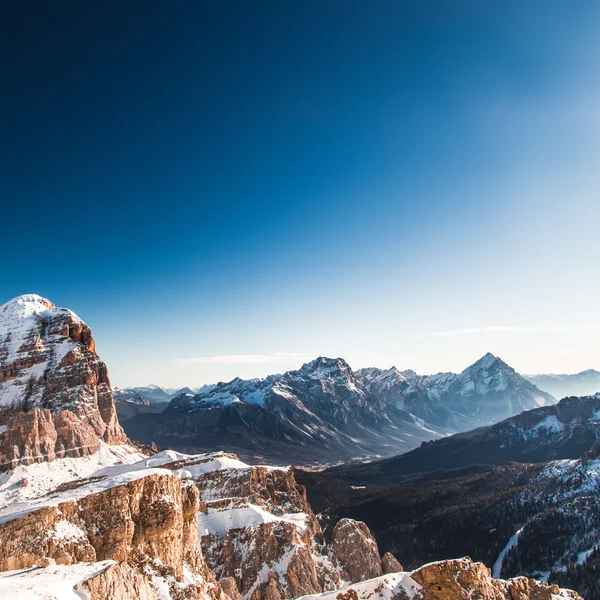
[357,352,554,429]
[325,393,600,485]
[122,353,555,465]
[525,369,600,399]
[114,383,215,405]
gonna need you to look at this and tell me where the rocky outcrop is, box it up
[0,473,196,573]
[82,562,160,600]
[381,552,403,574]
[410,557,582,600]
[330,518,382,583]
[296,557,582,600]
[0,294,126,470]
[0,469,233,599]
[193,460,343,600]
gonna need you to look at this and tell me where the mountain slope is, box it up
[124,354,554,465]
[526,369,600,399]
[325,393,600,485]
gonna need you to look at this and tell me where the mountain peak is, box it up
[465,352,510,372]
[301,356,351,373]
[0,293,56,317]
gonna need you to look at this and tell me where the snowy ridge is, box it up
[0,447,284,526]
[0,295,82,407]
[297,571,422,600]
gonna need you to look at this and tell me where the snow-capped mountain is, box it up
[0,294,127,468]
[115,383,215,405]
[525,369,600,400]
[123,354,555,465]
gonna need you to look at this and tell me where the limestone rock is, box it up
[295,557,582,600]
[330,518,382,583]
[411,557,583,600]
[196,462,342,600]
[381,552,403,574]
[220,577,243,600]
[0,294,127,470]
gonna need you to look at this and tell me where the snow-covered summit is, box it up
[0,293,126,469]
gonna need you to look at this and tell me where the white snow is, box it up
[296,572,422,600]
[531,415,565,435]
[198,503,307,536]
[492,527,523,578]
[51,520,87,540]
[0,561,116,599]
[0,442,144,513]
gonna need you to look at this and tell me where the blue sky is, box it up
[2,2,599,386]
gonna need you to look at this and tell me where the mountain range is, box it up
[120,353,555,465]
[524,369,600,400]
[0,293,580,599]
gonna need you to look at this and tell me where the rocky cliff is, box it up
[0,294,126,469]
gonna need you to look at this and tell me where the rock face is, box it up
[187,453,347,599]
[330,519,382,583]
[381,552,403,574]
[0,452,245,599]
[0,294,126,469]
[0,472,202,574]
[410,558,580,600]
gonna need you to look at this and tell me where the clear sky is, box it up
[2,2,599,386]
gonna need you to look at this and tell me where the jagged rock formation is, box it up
[0,295,126,470]
[185,453,345,599]
[381,552,403,574]
[296,557,582,600]
[330,519,382,582]
[124,354,554,466]
[0,450,251,599]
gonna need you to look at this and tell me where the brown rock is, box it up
[0,295,127,471]
[220,577,243,600]
[411,557,583,600]
[82,561,158,600]
[331,518,382,583]
[381,551,403,574]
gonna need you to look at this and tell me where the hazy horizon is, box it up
[3,2,599,387]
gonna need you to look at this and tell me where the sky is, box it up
[2,1,599,387]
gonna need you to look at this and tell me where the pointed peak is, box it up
[465,352,511,373]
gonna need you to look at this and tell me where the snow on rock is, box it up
[198,502,308,536]
[296,556,582,600]
[0,294,127,470]
[0,560,117,600]
[296,571,422,600]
